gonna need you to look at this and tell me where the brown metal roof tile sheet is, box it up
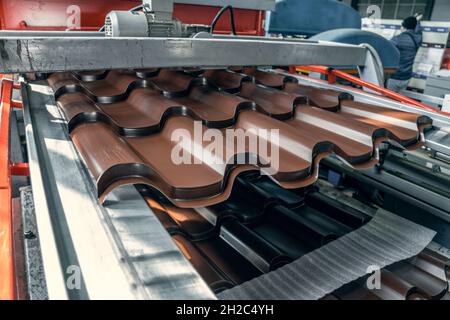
[376,270,421,300]
[193,236,264,285]
[146,198,181,232]
[58,86,254,134]
[243,67,296,89]
[71,110,332,205]
[284,82,346,110]
[58,89,175,134]
[238,82,306,120]
[48,70,140,102]
[413,248,450,282]
[389,262,449,299]
[203,69,250,93]
[172,86,254,127]
[76,70,140,99]
[335,270,422,300]
[70,118,255,206]
[171,233,235,292]
[49,69,200,102]
[339,100,432,148]
[50,68,432,207]
[47,72,78,93]
[145,198,215,240]
[336,249,450,300]
[336,287,383,300]
[150,69,199,97]
[134,68,160,79]
[71,104,376,204]
[57,92,100,123]
[182,67,205,76]
[387,248,450,299]
[73,70,109,81]
[98,88,175,131]
[285,106,390,168]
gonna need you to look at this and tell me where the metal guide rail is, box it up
[21,80,215,299]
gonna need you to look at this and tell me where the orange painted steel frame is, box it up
[0,75,28,300]
[295,65,450,117]
[0,75,15,300]
[0,0,266,36]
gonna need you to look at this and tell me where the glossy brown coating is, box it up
[243,67,294,89]
[49,68,432,207]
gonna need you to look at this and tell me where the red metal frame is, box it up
[0,76,29,300]
[0,75,15,300]
[296,65,450,117]
[442,48,450,70]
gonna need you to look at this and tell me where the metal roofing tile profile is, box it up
[243,67,297,89]
[339,100,431,149]
[47,68,432,207]
[238,82,307,120]
[69,110,333,206]
[332,248,449,300]
[48,69,202,102]
[57,85,254,134]
[203,69,251,93]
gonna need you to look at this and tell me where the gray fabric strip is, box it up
[218,209,436,300]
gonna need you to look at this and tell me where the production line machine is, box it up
[0,0,449,300]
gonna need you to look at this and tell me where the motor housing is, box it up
[105,11,210,38]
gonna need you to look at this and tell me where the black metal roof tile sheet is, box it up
[145,176,449,299]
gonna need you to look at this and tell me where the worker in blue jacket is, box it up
[386,14,423,93]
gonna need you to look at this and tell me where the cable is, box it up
[99,4,144,32]
[100,4,238,36]
[210,5,237,36]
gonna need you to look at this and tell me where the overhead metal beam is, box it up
[0,37,367,73]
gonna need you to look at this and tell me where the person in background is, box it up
[386,14,423,93]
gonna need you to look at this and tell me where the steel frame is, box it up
[0,36,367,74]
[0,75,15,300]
[0,76,28,300]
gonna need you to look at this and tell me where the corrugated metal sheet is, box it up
[47,68,432,207]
